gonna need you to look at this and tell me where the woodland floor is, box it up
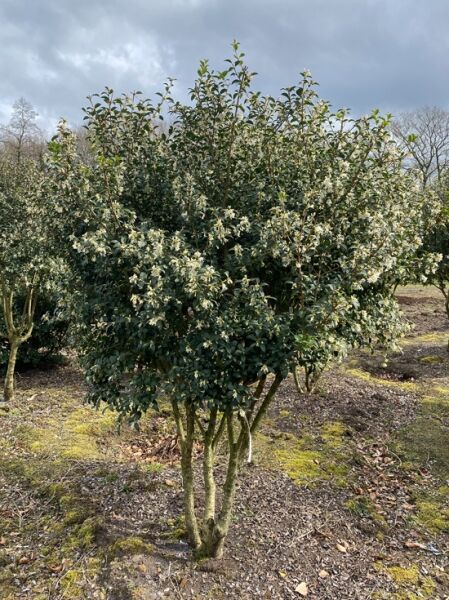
[0,285,449,599]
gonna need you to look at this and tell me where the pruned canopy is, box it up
[49,45,428,557]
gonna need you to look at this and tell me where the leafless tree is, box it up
[0,97,45,163]
[391,106,449,189]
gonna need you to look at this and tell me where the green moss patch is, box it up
[345,367,417,392]
[278,409,291,418]
[387,565,420,585]
[109,536,153,557]
[19,406,117,461]
[143,462,164,474]
[162,515,188,540]
[60,557,103,599]
[383,564,437,600]
[396,419,449,479]
[321,421,348,448]
[255,421,351,486]
[345,496,387,528]
[414,486,449,534]
[395,382,449,475]
[275,443,322,484]
[419,355,445,364]
[401,331,449,347]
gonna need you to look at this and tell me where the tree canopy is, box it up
[0,155,59,401]
[48,45,429,558]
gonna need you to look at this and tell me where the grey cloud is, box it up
[0,0,448,131]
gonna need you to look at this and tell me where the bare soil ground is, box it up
[0,286,448,599]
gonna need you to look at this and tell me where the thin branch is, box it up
[250,374,283,434]
[245,375,267,420]
[202,406,217,442]
[2,286,16,338]
[212,412,227,450]
[194,414,206,437]
[171,399,186,446]
[226,410,236,450]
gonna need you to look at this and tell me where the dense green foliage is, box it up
[51,68,424,414]
[390,108,449,328]
[0,158,46,285]
[292,292,408,393]
[418,191,449,325]
[0,287,69,370]
[0,153,64,400]
[49,46,428,557]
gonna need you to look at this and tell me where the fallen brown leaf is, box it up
[179,577,188,589]
[315,527,332,538]
[404,541,426,550]
[295,581,308,596]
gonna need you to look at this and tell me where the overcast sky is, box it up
[1,0,448,133]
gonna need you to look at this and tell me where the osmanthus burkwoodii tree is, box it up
[415,184,449,347]
[0,157,59,402]
[292,289,409,394]
[48,44,428,558]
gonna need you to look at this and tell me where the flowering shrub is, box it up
[49,44,427,558]
[0,157,59,401]
[417,192,449,343]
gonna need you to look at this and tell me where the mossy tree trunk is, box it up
[1,283,37,402]
[172,400,202,549]
[445,294,449,353]
[293,364,322,396]
[171,374,283,559]
[436,283,449,352]
[4,340,19,401]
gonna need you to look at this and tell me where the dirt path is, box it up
[0,286,448,599]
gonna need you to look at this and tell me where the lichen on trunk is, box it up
[1,283,37,402]
[4,341,19,402]
[293,364,322,395]
[170,374,283,559]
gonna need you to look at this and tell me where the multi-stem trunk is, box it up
[171,374,283,560]
[293,365,303,395]
[202,412,241,559]
[1,283,37,402]
[293,364,322,395]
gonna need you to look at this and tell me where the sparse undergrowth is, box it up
[255,420,352,487]
[0,373,176,599]
[1,287,449,599]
